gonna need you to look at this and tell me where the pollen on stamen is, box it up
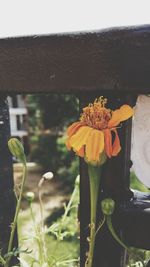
[80,97,112,130]
[94,96,107,107]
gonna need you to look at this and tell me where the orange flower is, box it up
[66,97,134,164]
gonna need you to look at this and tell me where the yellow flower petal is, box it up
[104,129,112,158]
[67,122,83,137]
[76,146,85,157]
[69,126,93,152]
[85,129,104,162]
[108,105,134,128]
[112,129,121,156]
[104,129,121,158]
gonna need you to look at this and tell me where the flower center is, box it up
[80,97,112,130]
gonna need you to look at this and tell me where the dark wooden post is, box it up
[0,97,18,266]
[79,93,137,267]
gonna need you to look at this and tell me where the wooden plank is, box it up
[0,25,150,93]
[0,97,18,266]
[79,93,136,267]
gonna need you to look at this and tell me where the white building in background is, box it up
[7,95,28,141]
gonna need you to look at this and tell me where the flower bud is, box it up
[8,138,26,163]
[101,198,115,216]
[42,172,54,180]
[26,192,35,203]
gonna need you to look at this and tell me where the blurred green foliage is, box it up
[27,94,79,184]
[126,248,150,267]
[47,175,79,242]
[27,94,79,130]
[130,172,149,192]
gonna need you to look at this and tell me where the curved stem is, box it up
[5,161,27,267]
[106,215,128,250]
[106,215,146,267]
[85,164,101,267]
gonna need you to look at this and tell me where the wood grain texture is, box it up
[0,25,150,93]
[0,97,18,266]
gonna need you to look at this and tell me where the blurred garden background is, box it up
[8,94,80,266]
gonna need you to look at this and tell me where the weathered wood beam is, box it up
[0,25,150,94]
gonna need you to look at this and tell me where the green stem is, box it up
[38,186,47,263]
[29,203,43,263]
[62,186,77,221]
[29,203,36,229]
[106,215,146,267]
[57,184,78,239]
[85,164,102,267]
[0,255,6,266]
[106,215,128,250]
[5,161,27,267]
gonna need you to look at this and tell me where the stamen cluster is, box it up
[80,97,112,130]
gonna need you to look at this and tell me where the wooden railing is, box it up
[0,25,150,267]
